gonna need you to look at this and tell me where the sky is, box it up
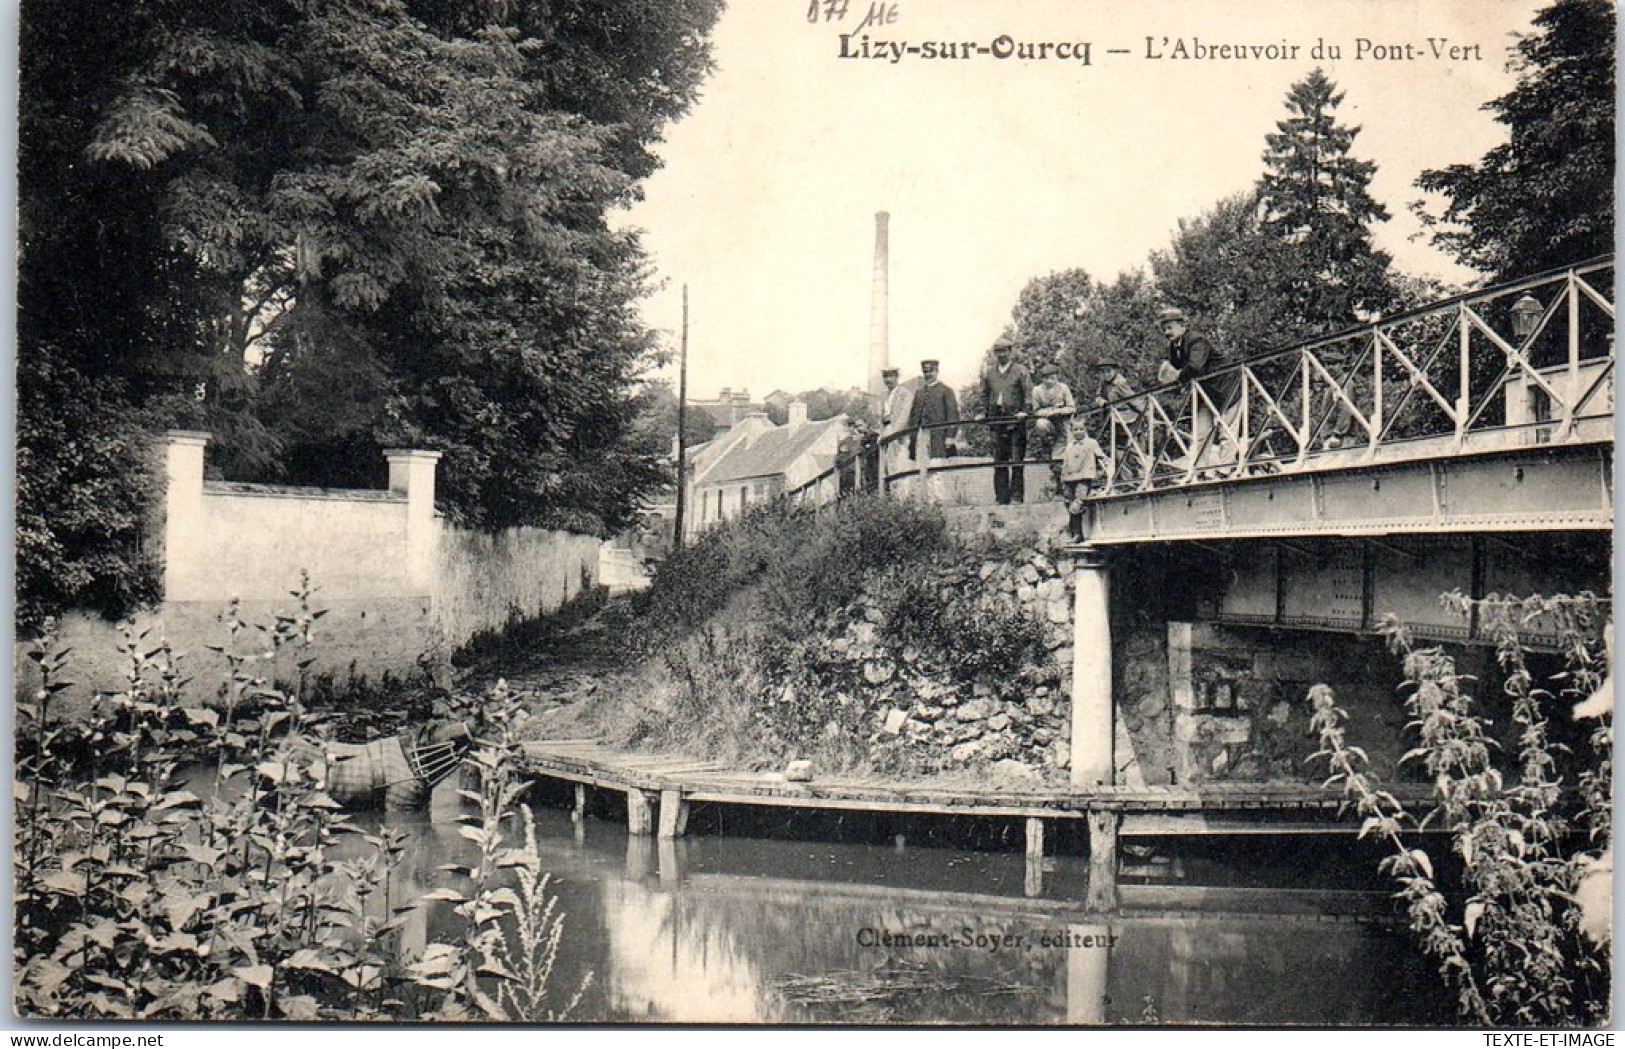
[616,0,1546,398]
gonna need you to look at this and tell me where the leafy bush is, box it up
[631,493,952,649]
[876,563,1048,685]
[16,353,163,632]
[590,495,1055,774]
[1310,592,1610,1026]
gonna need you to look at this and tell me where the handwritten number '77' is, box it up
[809,0,850,23]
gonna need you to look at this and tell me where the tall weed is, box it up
[14,587,581,1021]
[1309,592,1610,1026]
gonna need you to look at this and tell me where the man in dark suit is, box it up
[1157,307,1237,470]
[906,359,960,461]
[975,335,1033,504]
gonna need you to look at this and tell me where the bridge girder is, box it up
[1082,441,1612,546]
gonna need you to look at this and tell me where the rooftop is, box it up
[701,416,845,484]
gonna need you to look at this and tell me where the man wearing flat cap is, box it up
[906,358,960,462]
[1156,308,1223,386]
[1156,306,1237,469]
[975,334,1033,504]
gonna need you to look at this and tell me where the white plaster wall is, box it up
[432,524,601,648]
[168,485,414,602]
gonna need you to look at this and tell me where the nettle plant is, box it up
[14,583,583,1021]
[1311,592,1611,1027]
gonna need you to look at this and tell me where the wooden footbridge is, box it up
[518,738,1435,910]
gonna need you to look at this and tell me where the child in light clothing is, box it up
[1060,418,1107,542]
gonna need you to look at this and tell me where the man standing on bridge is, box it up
[879,366,914,479]
[906,359,960,462]
[1156,307,1237,471]
[975,334,1033,504]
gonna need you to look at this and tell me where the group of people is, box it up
[872,306,1233,539]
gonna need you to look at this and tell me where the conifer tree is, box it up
[1257,68,1395,335]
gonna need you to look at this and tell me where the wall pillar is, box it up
[161,430,212,601]
[1071,546,1114,787]
[384,449,442,592]
[1167,621,1196,784]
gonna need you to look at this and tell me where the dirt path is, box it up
[451,592,641,732]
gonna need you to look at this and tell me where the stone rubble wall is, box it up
[822,546,1080,781]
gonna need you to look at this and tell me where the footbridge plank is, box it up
[517,739,1430,830]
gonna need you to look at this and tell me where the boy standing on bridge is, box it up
[1060,416,1107,542]
[1030,361,1076,493]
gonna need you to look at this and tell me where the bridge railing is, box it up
[784,257,1614,507]
[1089,256,1614,494]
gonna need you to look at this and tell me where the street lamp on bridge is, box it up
[1512,293,1543,340]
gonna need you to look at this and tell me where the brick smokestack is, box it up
[867,211,890,401]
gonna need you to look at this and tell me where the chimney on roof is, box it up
[787,400,808,428]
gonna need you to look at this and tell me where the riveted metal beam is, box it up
[1081,441,1611,546]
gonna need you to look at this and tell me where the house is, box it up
[684,401,846,537]
[687,386,762,440]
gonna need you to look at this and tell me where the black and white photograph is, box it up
[11,0,1616,1030]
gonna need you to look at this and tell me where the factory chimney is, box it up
[867,211,890,400]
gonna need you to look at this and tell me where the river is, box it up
[368,790,1454,1025]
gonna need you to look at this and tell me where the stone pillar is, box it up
[384,449,442,592]
[1071,546,1114,787]
[1167,621,1196,783]
[162,430,212,601]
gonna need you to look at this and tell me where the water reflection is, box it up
[365,797,1448,1025]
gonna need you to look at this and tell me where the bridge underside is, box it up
[1082,441,1611,545]
[1171,531,1608,647]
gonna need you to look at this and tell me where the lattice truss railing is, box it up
[1089,258,1615,494]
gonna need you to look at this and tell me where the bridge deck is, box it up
[518,739,1433,836]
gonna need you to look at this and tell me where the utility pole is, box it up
[672,285,689,549]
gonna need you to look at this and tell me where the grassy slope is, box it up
[488,494,1067,781]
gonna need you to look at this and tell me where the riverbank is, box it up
[447,494,1089,789]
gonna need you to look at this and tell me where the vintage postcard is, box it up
[12,0,1614,1032]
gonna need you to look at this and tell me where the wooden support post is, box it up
[1023,817,1046,897]
[572,783,586,823]
[626,787,652,836]
[1025,817,1045,861]
[1086,809,1120,913]
[676,797,691,837]
[658,788,686,839]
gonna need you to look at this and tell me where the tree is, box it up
[1257,68,1395,334]
[1415,0,1615,280]
[634,381,718,452]
[18,0,723,624]
[1149,193,1293,358]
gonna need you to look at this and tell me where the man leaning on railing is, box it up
[1157,306,1240,473]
